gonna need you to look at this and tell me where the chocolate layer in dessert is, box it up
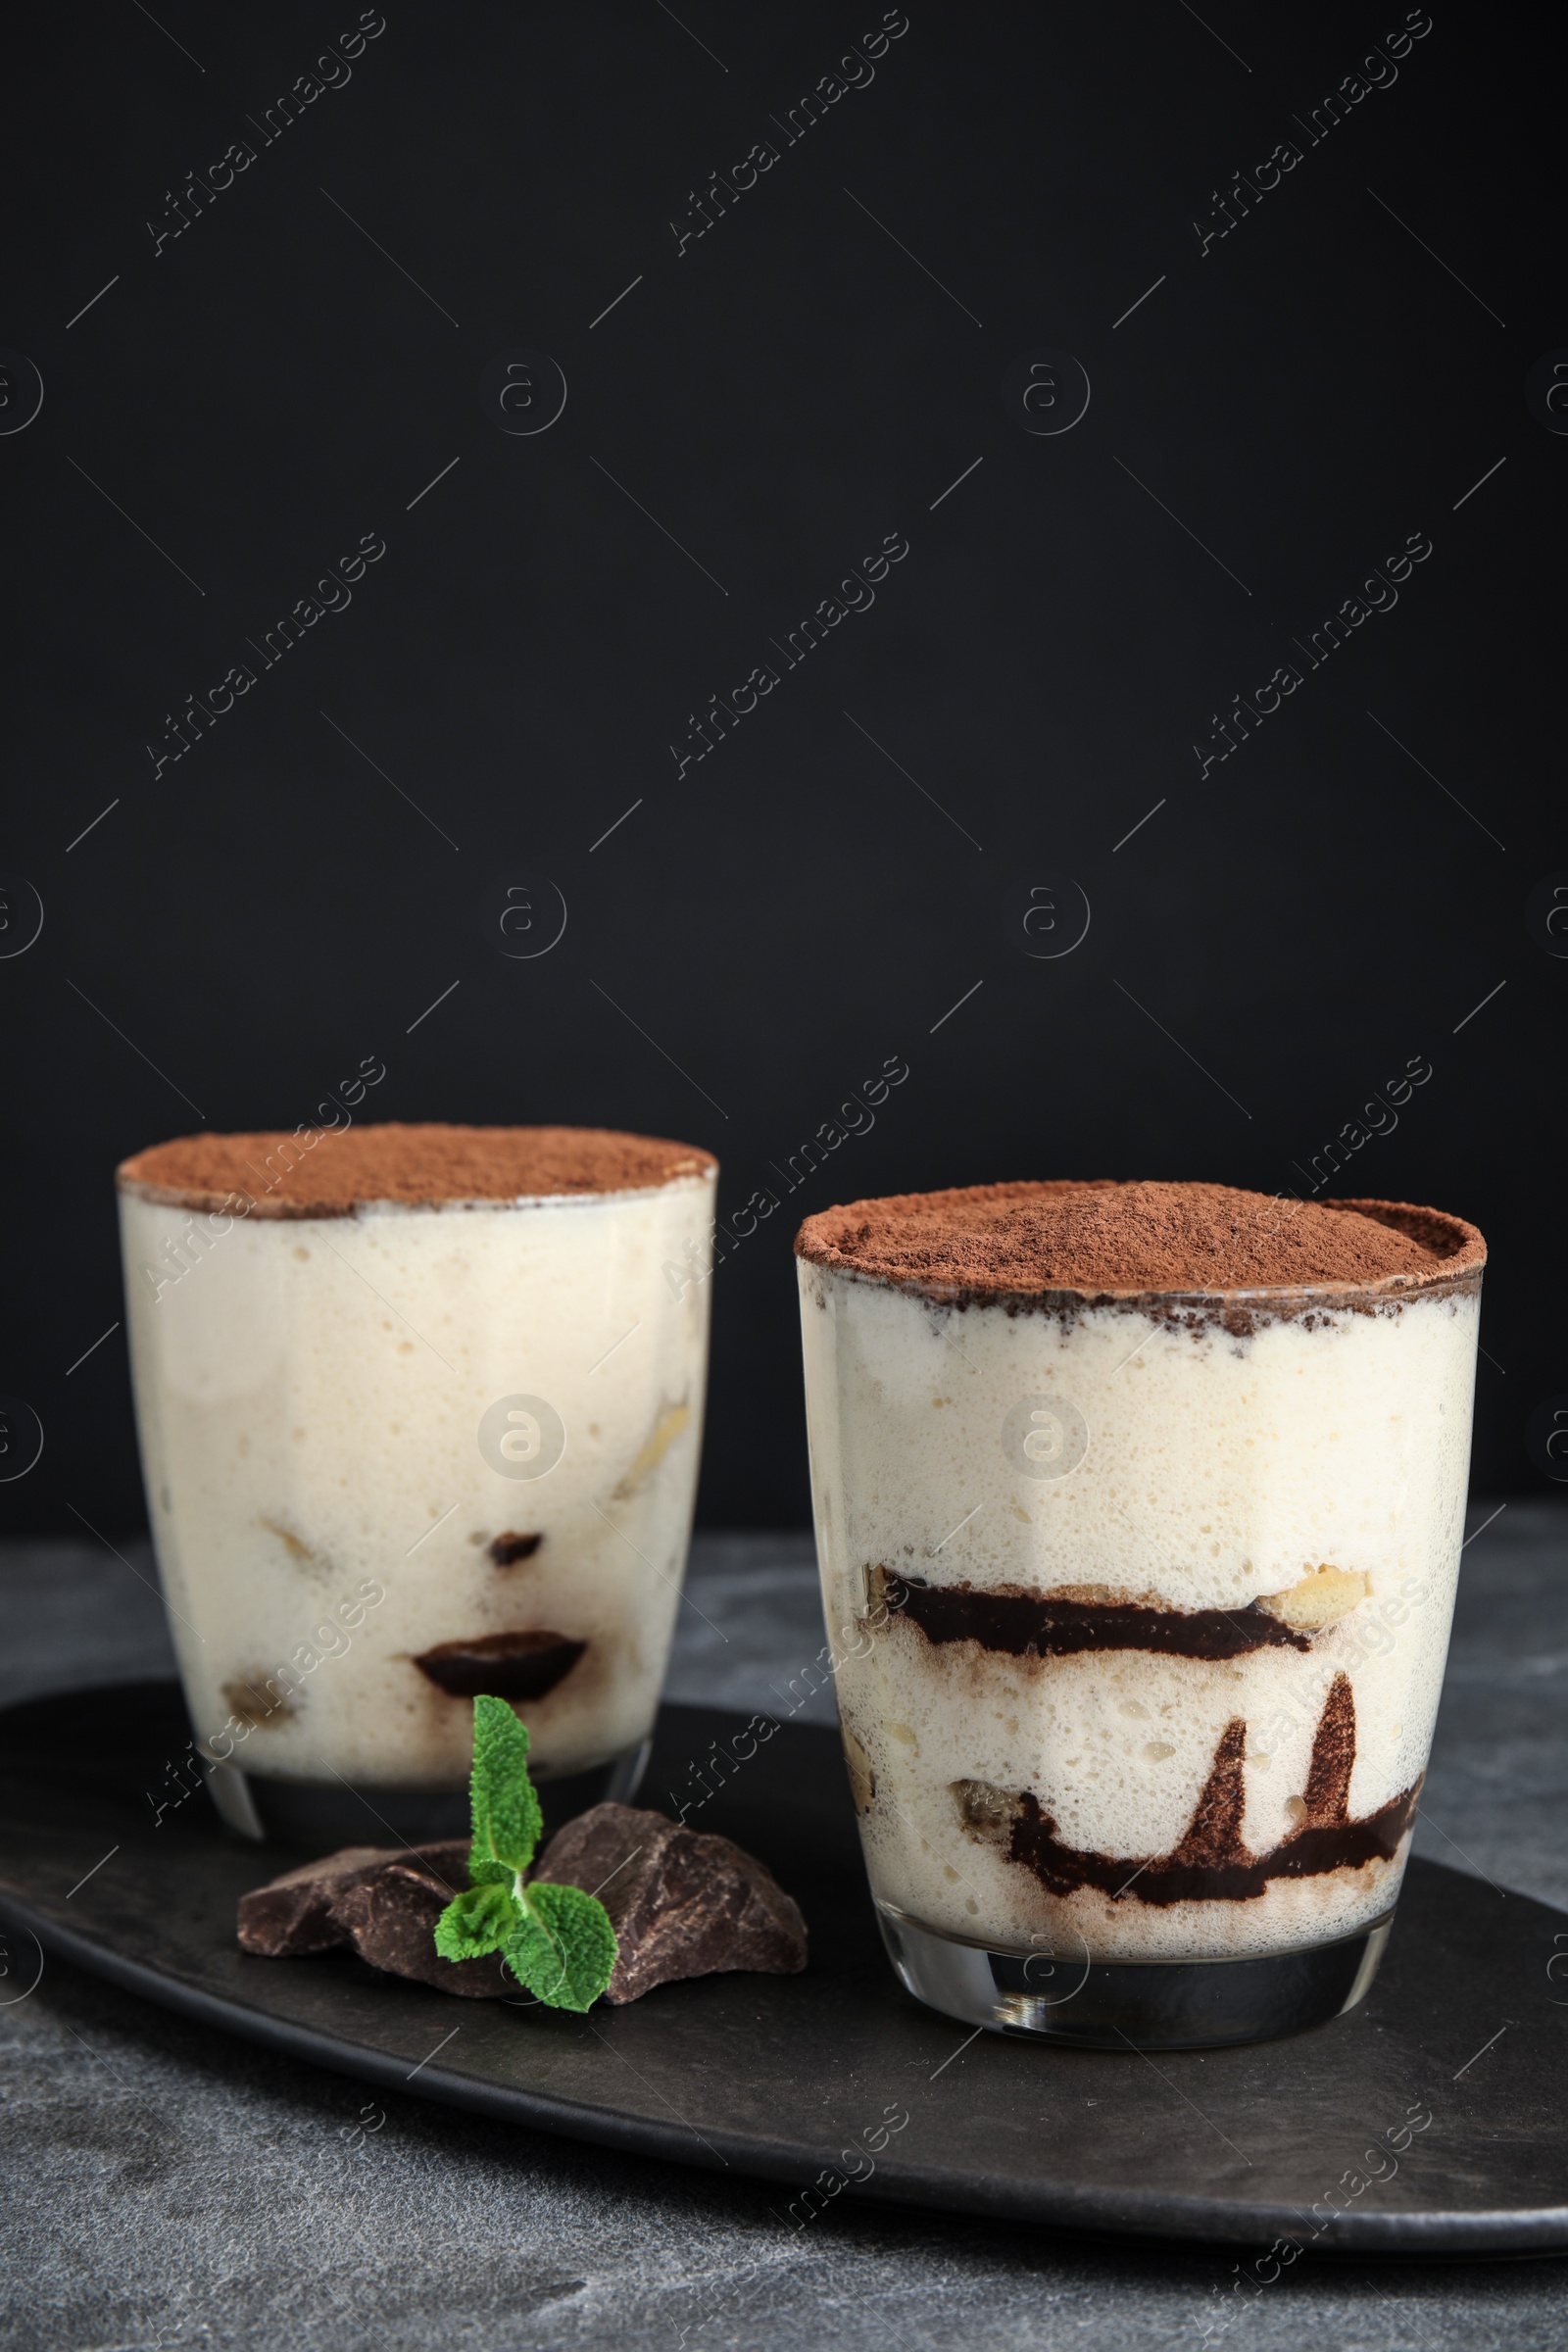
[412,1628,589,1701]
[877,1568,1312,1660]
[957,1674,1418,1908]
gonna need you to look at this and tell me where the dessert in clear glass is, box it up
[795,1179,1485,2048]
[119,1122,715,1844]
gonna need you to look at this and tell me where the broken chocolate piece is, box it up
[238,1843,402,1957]
[238,1838,468,1958]
[238,1838,506,1995]
[412,1629,587,1700]
[488,1531,543,1567]
[241,1807,807,2007]
[535,1802,808,2003]
[331,1859,512,1998]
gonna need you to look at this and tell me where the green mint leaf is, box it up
[467,1692,543,1882]
[433,1881,519,1962]
[503,1881,618,2013]
[435,1697,615,2008]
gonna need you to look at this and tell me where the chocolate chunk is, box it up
[238,1838,507,1996]
[330,1858,512,1998]
[535,1802,808,2003]
[238,1843,392,1957]
[238,1838,468,1957]
[488,1532,543,1567]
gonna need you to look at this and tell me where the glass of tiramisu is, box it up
[796,1180,1485,2048]
[119,1123,715,1845]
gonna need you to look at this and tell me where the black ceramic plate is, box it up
[2,1682,1565,2252]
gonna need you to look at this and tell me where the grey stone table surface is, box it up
[2,1507,1566,2351]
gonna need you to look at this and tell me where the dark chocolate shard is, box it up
[958,1672,1419,1906]
[534,1802,808,2003]
[878,1567,1311,1661]
[330,1858,512,1998]
[239,1838,506,1996]
[488,1532,543,1567]
[412,1628,587,1700]
[238,1843,401,1956]
[238,1838,469,1958]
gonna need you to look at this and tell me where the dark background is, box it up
[1,0,1559,1535]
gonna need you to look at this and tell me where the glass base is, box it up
[205,1738,653,1850]
[876,1903,1394,2050]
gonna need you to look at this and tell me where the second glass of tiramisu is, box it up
[796,1180,1484,2048]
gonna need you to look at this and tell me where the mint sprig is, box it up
[433,1694,618,2012]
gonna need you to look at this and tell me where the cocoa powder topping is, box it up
[118,1122,716,1218]
[796,1180,1484,1298]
